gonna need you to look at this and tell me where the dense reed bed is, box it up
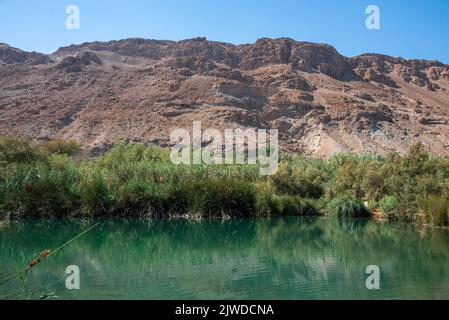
[1,137,448,226]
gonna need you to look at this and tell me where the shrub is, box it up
[268,195,318,216]
[99,143,170,168]
[174,179,259,217]
[269,163,324,199]
[1,163,78,217]
[308,197,328,212]
[330,160,386,201]
[282,196,302,216]
[366,199,379,211]
[42,138,80,156]
[327,196,371,218]
[379,195,398,214]
[76,170,111,216]
[422,195,449,227]
[0,136,44,163]
[268,195,298,215]
[108,177,173,216]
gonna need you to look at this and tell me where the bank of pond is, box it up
[0,137,448,227]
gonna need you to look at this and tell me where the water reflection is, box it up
[0,217,448,299]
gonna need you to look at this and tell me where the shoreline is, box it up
[1,214,448,231]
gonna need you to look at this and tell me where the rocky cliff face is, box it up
[1,37,449,156]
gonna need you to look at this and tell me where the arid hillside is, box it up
[1,37,449,156]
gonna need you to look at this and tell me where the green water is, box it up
[1,217,449,300]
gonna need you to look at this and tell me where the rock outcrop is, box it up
[1,37,449,156]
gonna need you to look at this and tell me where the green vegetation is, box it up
[41,138,80,156]
[1,137,449,224]
[422,195,449,227]
[379,195,398,215]
[0,136,45,164]
[327,196,372,218]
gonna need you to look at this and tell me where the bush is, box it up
[268,195,318,216]
[379,195,398,214]
[269,163,324,199]
[0,136,44,164]
[42,138,80,156]
[175,179,259,217]
[327,196,371,218]
[330,159,386,201]
[99,143,170,168]
[1,162,79,218]
[422,195,449,227]
[76,170,111,216]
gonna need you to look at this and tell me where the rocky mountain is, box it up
[1,37,449,156]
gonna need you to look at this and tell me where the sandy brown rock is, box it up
[1,37,449,156]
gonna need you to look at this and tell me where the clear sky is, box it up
[1,0,449,63]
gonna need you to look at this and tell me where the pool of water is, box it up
[1,217,449,300]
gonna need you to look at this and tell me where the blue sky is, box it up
[1,0,449,63]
